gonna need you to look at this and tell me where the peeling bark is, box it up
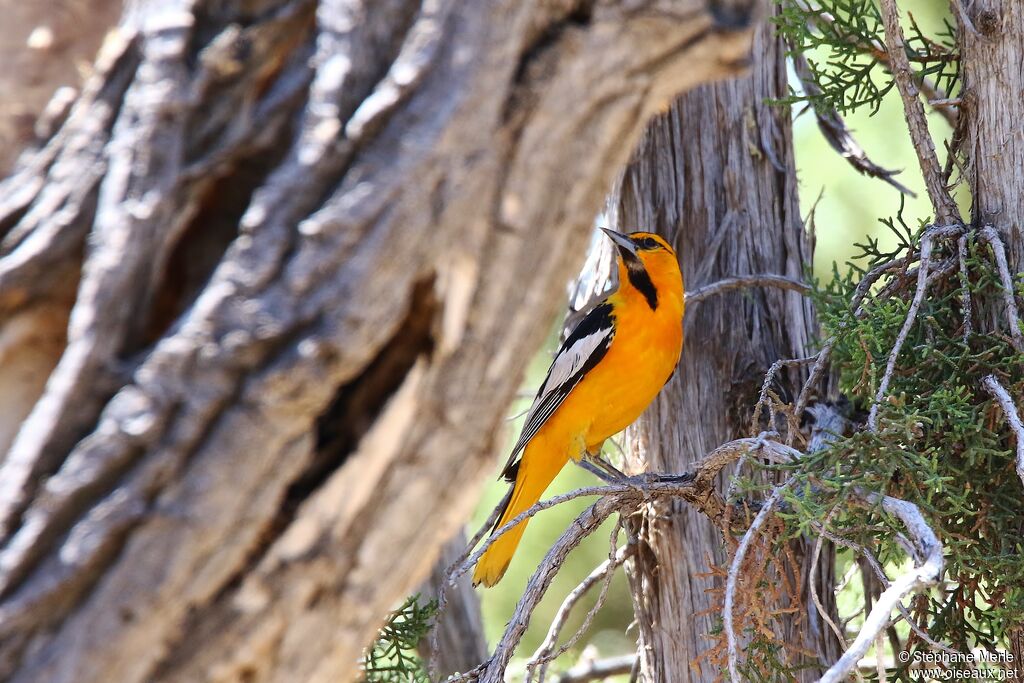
[0,0,765,679]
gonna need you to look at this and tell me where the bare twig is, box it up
[810,509,862,682]
[869,232,935,431]
[527,528,632,682]
[819,491,944,683]
[878,0,960,223]
[725,481,791,681]
[980,226,1024,353]
[554,654,637,683]
[982,374,1024,489]
[793,254,915,426]
[685,274,811,306]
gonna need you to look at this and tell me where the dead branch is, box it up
[554,654,637,683]
[982,374,1024,489]
[793,254,916,425]
[685,273,811,306]
[818,489,944,683]
[877,0,960,223]
[868,229,936,431]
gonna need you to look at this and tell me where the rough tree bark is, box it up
[0,0,767,680]
[958,0,1024,673]
[609,20,841,681]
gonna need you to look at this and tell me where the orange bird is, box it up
[473,229,684,587]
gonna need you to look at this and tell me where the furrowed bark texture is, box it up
[0,0,764,680]
[959,0,1024,672]
[609,21,840,681]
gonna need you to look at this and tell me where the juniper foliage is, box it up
[774,0,959,115]
[363,594,438,682]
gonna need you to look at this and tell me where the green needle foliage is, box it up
[774,0,959,115]
[363,594,438,682]
[792,217,1024,665]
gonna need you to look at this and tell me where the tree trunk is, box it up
[958,0,1024,672]
[0,0,765,680]
[610,20,840,681]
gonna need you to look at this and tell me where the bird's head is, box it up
[600,228,682,311]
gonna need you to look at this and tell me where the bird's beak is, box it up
[600,228,636,256]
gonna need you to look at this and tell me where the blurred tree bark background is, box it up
[0,0,767,680]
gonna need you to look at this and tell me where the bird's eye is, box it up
[638,237,660,250]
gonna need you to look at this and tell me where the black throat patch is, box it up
[623,253,658,310]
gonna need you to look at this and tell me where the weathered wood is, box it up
[609,19,840,681]
[958,1,1024,673]
[0,0,765,680]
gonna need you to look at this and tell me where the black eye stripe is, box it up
[636,237,661,250]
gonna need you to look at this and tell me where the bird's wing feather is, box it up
[499,302,615,481]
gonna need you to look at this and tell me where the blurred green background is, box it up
[470,1,954,676]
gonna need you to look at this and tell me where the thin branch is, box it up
[982,374,1024,489]
[685,274,811,305]
[980,226,1024,353]
[878,0,960,223]
[810,509,864,683]
[527,527,633,682]
[793,254,915,427]
[554,655,637,683]
[869,231,935,431]
[819,491,944,683]
[725,481,791,681]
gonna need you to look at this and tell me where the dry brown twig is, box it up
[724,480,791,681]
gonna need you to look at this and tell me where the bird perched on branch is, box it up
[473,229,684,587]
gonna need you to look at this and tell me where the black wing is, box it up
[499,302,615,481]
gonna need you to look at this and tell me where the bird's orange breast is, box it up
[538,294,683,455]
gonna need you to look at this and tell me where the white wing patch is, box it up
[500,303,616,480]
[537,328,610,401]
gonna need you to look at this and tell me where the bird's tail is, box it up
[473,444,565,587]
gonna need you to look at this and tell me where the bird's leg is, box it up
[590,453,630,481]
[577,457,624,484]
